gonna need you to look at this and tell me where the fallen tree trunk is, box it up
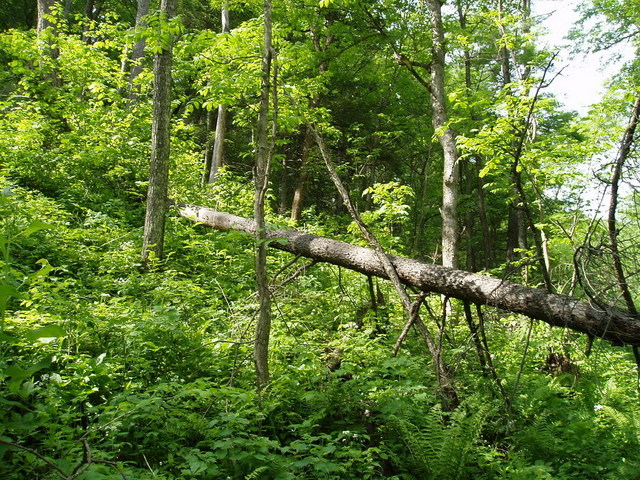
[177,204,640,346]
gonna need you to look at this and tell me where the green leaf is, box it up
[3,365,28,379]
[25,325,66,341]
[293,457,313,468]
[315,460,340,473]
[28,259,53,280]
[0,284,21,303]
[18,219,54,238]
[0,332,18,343]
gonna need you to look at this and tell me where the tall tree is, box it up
[425,0,460,269]
[141,0,178,267]
[129,0,151,89]
[207,4,231,184]
[289,11,335,222]
[254,0,274,390]
[37,0,55,33]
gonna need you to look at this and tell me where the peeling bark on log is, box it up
[176,204,640,346]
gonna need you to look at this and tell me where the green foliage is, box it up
[353,181,414,250]
[0,27,153,221]
[1,2,639,479]
[384,403,490,479]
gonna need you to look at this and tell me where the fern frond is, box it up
[244,465,270,480]
[386,404,489,480]
[435,404,490,479]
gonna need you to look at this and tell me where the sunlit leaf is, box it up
[25,325,66,341]
[18,219,54,238]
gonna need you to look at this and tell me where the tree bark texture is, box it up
[206,6,230,183]
[37,0,55,33]
[176,205,640,346]
[253,0,274,390]
[207,105,227,183]
[607,93,640,314]
[425,0,460,269]
[141,0,177,266]
[290,127,314,221]
[129,0,151,86]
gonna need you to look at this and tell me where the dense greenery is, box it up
[1,0,640,479]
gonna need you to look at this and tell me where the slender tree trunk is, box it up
[207,5,230,183]
[410,153,432,257]
[63,0,72,20]
[476,161,493,269]
[506,205,528,264]
[458,7,479,272]
[313,128,458,409]
[497,0,512,86]
[129,0,151,89]
[254,0,274,390]
[608,94,640,314]
[207,105,227,182]
[425,0,460,269]
[202,109,215,184]
[37,0,55,32]
[37,0,61,87]
[290,127,314,221]
[289,18,334,220]
[141,0,177,267]
[81,0,103,43]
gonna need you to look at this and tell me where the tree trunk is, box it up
[141,0,177,267]
[176,205,640,346]
[253,0,274,391]
[425,0,460,269]
[208,105,227,183]
[202,109,214,184]
[129,0,151,89]
[81,0,104,43]
[608,93,640,314]
[476,161,494,270]
[290,127,314,222]
[37,0,60,87]
[207,6,230,183]
[289,16,334,220]
[37,0,55,32]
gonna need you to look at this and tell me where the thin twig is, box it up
[270,260,318,292]
[511,318,535,403]
[271,254,303,281]
[0,438,69,480]
[393,292,428,355]
[142,453,156,477]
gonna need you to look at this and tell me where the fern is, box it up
[517,414,558,459]
[387,404,490,479]
[438,404,491,479]
[388,410,443,477]
[597,405,640,445]
[244,466,270,480]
